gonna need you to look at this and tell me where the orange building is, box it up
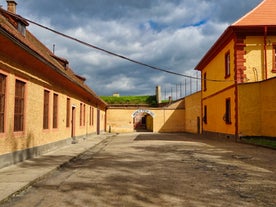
[0,1,107,168]
[195,0,276,139]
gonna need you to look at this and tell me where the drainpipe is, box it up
[234,34,239,142]
[200,73,203,135]
[264,26,268,80]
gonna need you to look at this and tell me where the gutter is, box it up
[264,26,268,80]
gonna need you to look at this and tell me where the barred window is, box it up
[225,51,231,78]
[14,80,25,132]
[80,103,83,126]
[0,74,6,133]
[89,106,94,126]
[203,105,207,124]
[225,98,232,124]
[53,93,58,128]
[43,90,50,129]
[203,72,207,91]
[66,98,70,127]
[83,104,86,126]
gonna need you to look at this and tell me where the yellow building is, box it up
[106,92,201,134]
[195,0,276,139]
[0,2,107,168]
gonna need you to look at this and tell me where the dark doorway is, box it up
[133,112,153,132]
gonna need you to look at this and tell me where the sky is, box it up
[2,0,262,97]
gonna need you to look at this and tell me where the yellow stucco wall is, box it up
[201,39,236,136]
[238,83,261,136]
[202,39,236,99]
[106,107,186,133]
[244,36,276,82]
[0,59,105,155]
[156,109,185,132]
[203,87,236,135]
[238,78,276,138]
[106,108,134,133]
[260,78,276,137]
[185,92,201,134]
[106,94,201,134]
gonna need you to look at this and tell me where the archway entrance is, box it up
[132,109,154,132]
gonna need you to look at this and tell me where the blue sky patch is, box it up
[139,20,166,32]
[181,19,208,28]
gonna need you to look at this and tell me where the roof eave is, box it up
[0,26,107,109]
[195,27,234,71]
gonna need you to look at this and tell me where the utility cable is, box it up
[6,10,235,83]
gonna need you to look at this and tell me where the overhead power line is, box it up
[7,11,234,83]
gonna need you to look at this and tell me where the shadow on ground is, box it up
[1,133,275,207]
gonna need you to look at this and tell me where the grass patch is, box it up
[101,95,157,106]
[241,137,276,149]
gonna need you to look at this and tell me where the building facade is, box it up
[106,92,201,134]
[195,0,276,139]
[0,1,107,168]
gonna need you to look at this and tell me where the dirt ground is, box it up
[1,133,275,207]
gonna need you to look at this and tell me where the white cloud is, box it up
[15,0,262,96]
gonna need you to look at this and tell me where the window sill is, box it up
[13,131,25,137]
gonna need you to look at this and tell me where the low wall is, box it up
[238,77,276,138]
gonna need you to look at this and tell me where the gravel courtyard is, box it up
[1,133,275,207]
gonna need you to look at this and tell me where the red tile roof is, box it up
[233,0,276,26]
[0,8,106,108]
[195,0,276,71]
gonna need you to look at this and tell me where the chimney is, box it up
[156,85,161,104]
[7,0,17,13]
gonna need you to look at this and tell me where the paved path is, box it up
[0,133,275,207]
[0,133,115,204]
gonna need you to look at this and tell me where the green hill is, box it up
[101,95,157,106]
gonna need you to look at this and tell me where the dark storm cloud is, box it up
[5,0,263,96]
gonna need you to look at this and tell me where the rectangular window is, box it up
[203,105,207,124]
[225,51,230,78]
[53,94,58,128]
[14,80,25,132]
[43,90,50,129]
[0,74,6,133]
[89,106,92,126]
[91,107,94,126]
[80,103,83,126]
[83,104,86,126]
[203,72,207,91]
[18,22,26,36]
[66,98,70,127]
[272,44,276,71]
[225,98,231,124]
[89,106,94,126]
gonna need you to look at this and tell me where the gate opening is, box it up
[132,110,154,132]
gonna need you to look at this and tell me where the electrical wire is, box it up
[6,10,235,83]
